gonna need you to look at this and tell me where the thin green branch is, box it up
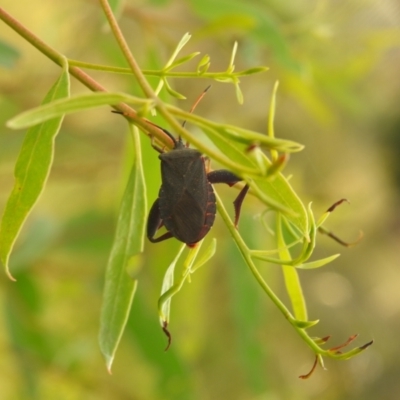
[98,0,156,100]
[214,191,292,320]
[68,59,267,79]
[214,190,371,360]
[97,0,227,162]
[98,0,196,149]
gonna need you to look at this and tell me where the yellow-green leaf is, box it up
[99,126,147,373]
[0,65,70,280]
[7,92,146,129]
[277,214,308,321]
[292,319,319,329]
[297,254,340,269]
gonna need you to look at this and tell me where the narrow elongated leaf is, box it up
[154,32,192,98]
[201,126,258,170]
[99,126,147,373]
[165,33,192,68]
[253,171,309,238]
[159,244,186,323]
[165,52,200,71]
[297,254,340,270]
[0,65,70,280]
[163,78,186,99]
[223,126,304,153]
[192,238,216,272]
[237,66,269,76]
[277,214,308,321]
[197,120,304,153]
[197,54,210,74]
[158,243,203,325]
[7,92,148,129]
[292,319,319,329]
[158,243,202,314]
[267,81,279,161]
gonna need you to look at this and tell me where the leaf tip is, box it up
[5,118,18,130]
[5,267,17,282]
[106,356,114,375]
[162,320,172,351]
[299,355,319,379]
[359,339,374,350]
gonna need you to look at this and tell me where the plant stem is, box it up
[97,0,220,156]
[98,0,156,100]
[214,191,332,356]
[214,191,292,320]
[68,59,264,79]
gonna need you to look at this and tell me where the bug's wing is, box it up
[160,154,213,244]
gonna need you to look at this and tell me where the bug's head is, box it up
[173,135,186,149]
[155,126,180,149]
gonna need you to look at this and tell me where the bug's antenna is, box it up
[181,85,211,146]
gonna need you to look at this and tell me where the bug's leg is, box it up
[144,120,179,151]
[112,111,177,152]
[207,170,249,227]
[147,199,174,243]
[207,169,242,185]
[232,184,250,226]
[150,136,165,154]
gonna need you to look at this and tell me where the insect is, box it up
[147,106,249,247]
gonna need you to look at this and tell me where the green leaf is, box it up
[197,54,210,74]
[234,82,244,104]
[199,124,307,233]
[153,32,192,98]
[201,126,258,171]
[159,244,186,323]
[253,171,309,237]
[164,52,200,71]
[237,66,269,76]
[277,213,308,321]
[7,92,147,129]
[297,254,340,270]
[214,76,234,83]
[158,243,202,324]
[163,78,186,99]
[99,126,147,373]
[222,126,304,153]
[267,81,279,146]
[313,336,331,345]
[329,340,374,360]
[292,319,319,329]
[192,238,217,272]
[164,32,192,68]
[296,203,317,263]
[228,41,238,70]
[0,64,70,280]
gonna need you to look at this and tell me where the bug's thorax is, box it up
[159,147,201,160]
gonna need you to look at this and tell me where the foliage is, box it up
[1,1,391,397]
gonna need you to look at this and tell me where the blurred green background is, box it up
[1,0,400,399]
